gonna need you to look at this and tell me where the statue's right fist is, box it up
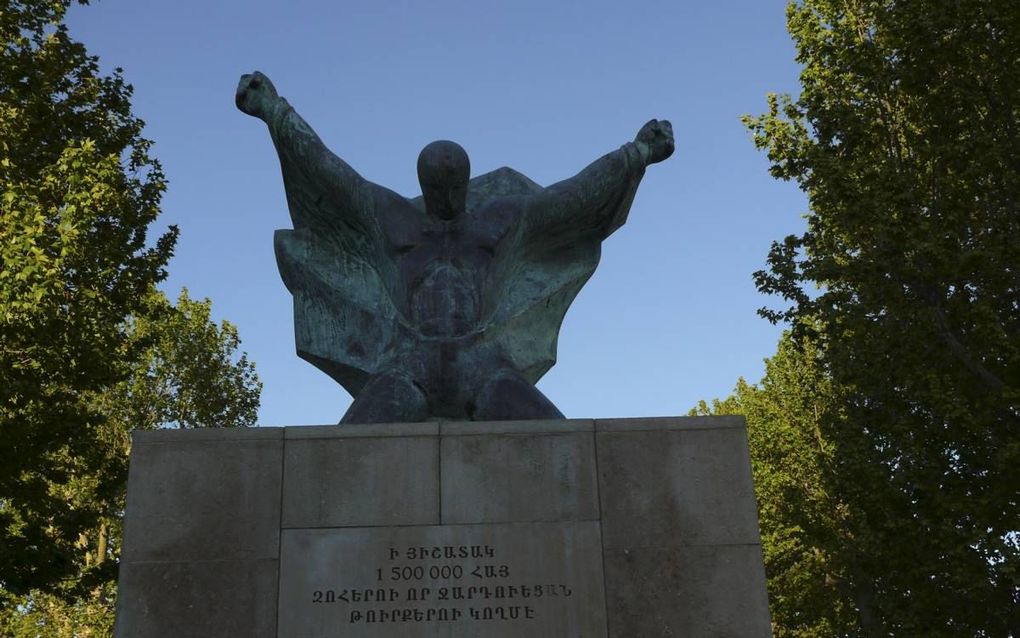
[236,71,279,119]
[634,119,675,165]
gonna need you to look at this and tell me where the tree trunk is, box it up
[96,520,108,565]
[850,564,888,637]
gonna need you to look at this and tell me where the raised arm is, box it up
[235,71,382,232]
[518,119,675,244]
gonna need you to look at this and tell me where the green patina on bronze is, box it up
[236,71,674,424]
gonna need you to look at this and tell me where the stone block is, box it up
[439,418,594,436]
[596,420,760,549]
[114,558,278,638]
[115,417,771,637]
[603,544,771,638]
[440,421,597,524]
[595,414,746,432]
[282,433,439,528]
[286,422,439,439]
[121,429,283,562]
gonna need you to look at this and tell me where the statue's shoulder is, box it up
[472,168,544,239]
[357,182,419,246]
[466,167,543,212]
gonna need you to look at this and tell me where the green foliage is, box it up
[741,0,1020,635]
[696,335,899,636]
[99,289,262,432]
[1,1,262,634]
[2,0,175,598]
[0,287,261,635]
[1,584,114,638]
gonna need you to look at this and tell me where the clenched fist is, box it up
[634,119,674,165]
[236,71,280,120]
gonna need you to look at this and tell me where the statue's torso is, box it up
[384,208,515,338]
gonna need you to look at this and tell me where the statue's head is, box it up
[417,140,469,221]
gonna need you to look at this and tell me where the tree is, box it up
[1,1,261,634]
[101,289,261,433]
[0,288,261,637]
[743,0,1020,634]
[695,334,925,637]
[2,0,173,596]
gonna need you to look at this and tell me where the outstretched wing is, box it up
[478,147,647,384]
[275,227,404,396]
[271,121,418,396]
[489,237,603,383]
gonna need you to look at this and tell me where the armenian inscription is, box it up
[278,521,607,637]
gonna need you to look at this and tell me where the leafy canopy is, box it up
[1,1,262,634]
[2,0,177,595]
[741,0,1020,635]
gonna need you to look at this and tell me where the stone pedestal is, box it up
[114,416,771,637]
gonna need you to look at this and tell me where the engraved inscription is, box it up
[278,521,607,637]
[309,542,575,625]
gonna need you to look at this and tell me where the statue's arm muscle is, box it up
[265,99,377,229]
[519,142,646,244]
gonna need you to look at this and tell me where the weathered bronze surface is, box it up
[236,71,674,423]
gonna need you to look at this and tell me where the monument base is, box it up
[114,416,771,637]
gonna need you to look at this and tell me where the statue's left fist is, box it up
[236,71,280,120]
[635,119,674,165]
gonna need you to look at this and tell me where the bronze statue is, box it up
[236,71,674,423]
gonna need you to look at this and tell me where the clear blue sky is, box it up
[67,0,807,426]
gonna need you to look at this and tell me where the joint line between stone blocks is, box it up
[275,436,287,637]
[593,429,613,637]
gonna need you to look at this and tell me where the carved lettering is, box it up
[293,526,596,630]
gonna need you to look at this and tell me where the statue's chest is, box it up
[392,227,497,337]
[391,223,500,280]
